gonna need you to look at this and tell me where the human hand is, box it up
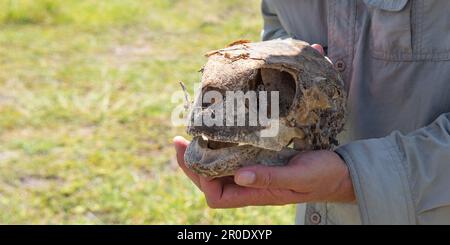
[311,43,332,63]
[174,136,355,208]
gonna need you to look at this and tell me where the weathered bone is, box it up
[184,39,346,178]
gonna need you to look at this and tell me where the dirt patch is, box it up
[20,175,64,189]
[0,151,20,162]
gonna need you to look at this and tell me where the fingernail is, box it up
[173,136,184,150]
[173,136,182,144]
[236,171,256,185]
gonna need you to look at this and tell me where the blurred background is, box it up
[0,0,294,224]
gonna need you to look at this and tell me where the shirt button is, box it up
[310,212,322,224]
[335,60,346,72]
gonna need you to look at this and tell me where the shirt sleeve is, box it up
[261,0,289,41]
[335,113,450,224]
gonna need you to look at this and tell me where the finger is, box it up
[210,176,235,185]
[199,177,224,206]
[173,136,201,188]
[207,183,309,208]
[311,44,325,55]
[234,165,308,191]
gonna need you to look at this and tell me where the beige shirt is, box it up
[262,0,450,224]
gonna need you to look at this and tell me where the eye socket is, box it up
[247,68,297,117]
[199,68,297,123]
[261,68,296,117]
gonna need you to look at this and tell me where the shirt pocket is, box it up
[367,0,450,61]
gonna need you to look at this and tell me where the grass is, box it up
[0,0,295,224]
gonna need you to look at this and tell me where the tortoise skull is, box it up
[184,39,346,178]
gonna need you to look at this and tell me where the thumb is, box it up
[234,165,297,189]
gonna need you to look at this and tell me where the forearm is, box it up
[336,113,450,224]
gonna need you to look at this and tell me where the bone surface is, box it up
[184,39,346,178]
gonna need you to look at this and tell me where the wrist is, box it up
[331,151,356,203]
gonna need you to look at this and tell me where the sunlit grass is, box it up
[0,0,295,224]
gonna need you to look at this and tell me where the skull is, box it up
[184,39,346,178]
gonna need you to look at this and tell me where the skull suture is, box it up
[184,39,346,178]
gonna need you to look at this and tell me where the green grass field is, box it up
[0,0,295,224]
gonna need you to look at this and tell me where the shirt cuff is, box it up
[335,136,416,224]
